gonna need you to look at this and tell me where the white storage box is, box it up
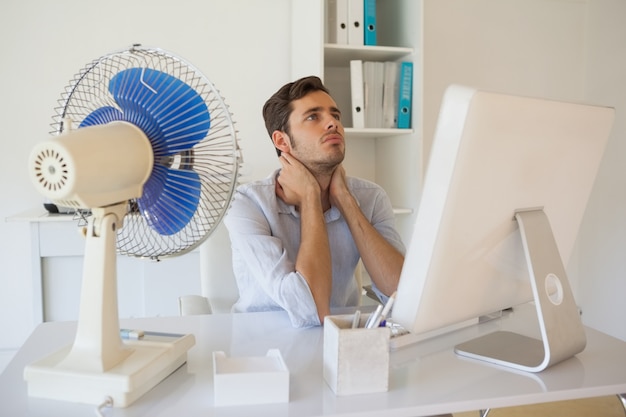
[212,349,289,406]
[323,314,390,395]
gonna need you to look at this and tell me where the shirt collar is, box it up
[272,169,342,222]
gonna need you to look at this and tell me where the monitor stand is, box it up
[454,208,587,372]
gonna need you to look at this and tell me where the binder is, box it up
[327,0,348,44]
[382,61,399,128]
[364,0,377,46]
[364,61,384,128]
[347,0,364,45]
[397,61,413,129]
[350,60,365,128]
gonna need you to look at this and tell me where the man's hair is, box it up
[262,76,330,156]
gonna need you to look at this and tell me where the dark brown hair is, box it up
[262,76,330,156]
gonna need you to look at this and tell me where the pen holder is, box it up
[323,314,390,396]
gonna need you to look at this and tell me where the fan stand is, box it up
[24,203,195,407]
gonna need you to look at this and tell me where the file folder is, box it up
[348,0,364,45]
[364,0,377,46]
[327,0,348,44]
[350,60,365,128]
[364,61,384,128]
[382,61,399,128]
[397,61,413,129]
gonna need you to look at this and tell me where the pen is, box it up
[120,329,144,340]
[351,310,361,329]
[365,304,383,329]
[379,291,397,320]
[368,291,397,329]
[120,329,186,340]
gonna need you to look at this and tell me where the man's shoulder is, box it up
[346,176,384,192]
[230,171,283,215]
[236,171,278,193]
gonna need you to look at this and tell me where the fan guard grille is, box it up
[53,45,241,260]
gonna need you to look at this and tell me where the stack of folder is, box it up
[327,0,377,46]
[350,60,413,129]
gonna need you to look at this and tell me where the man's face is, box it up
[284,90,345,173]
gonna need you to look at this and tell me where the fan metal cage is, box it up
[53,44,241,260]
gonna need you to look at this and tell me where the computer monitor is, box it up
[391,85,614,372]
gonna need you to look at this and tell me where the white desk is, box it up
[8,208,202,323]
[2,304,626,416]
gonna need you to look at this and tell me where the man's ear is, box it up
[272,130,291,154]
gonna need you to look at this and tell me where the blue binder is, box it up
[364,0,377,46]
[397,61,413,129]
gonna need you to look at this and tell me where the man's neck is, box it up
[315,173,332,212]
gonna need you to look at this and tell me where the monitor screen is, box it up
[391,85,614,370]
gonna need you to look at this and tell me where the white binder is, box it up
[327,0,348,44]
[350,60,365,128]
[347,0,364,45]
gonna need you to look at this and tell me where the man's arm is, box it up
[330,166,404,296]
[276,153,332,322]
[224,186,323,327]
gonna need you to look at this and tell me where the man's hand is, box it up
[329,164,351,210]
[276,152,320,207]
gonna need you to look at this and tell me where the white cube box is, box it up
[323,314,390,395]
[212,349,289,406]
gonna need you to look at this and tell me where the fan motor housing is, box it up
[29,121,153,209]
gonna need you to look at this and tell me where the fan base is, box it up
[24,333,195,407]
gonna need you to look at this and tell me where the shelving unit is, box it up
[292,0,421,243]
[324,44,413,67]
[344,127,413,139]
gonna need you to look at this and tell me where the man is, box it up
[224,76,405,327]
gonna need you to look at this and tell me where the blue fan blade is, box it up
[108,68,211,156]
[73,68,209,237]
[79,106,124,127]
[138,165,201,235]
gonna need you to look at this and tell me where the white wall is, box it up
[1,0,625,354]
[422,0,589,168]
[578,0,626,340]
[421,0,626,341]
[0,0,290,350]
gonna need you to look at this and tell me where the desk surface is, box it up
[7,208,80,223]
[2,304,626,417]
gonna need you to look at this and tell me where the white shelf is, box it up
[324,44,414,67]
[393,207,413,215]
[345,127,414,139]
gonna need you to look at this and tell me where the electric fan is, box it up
[24,45,241,407]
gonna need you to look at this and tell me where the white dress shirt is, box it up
[224,169,405,327]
